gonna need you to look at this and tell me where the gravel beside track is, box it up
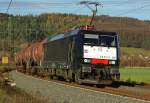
[9,71,150,103]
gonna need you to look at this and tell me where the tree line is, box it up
[0,13,150,57]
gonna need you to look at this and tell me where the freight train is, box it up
[16,25,120,85]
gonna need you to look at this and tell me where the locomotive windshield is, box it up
[84,34,99,45]
[99,35,116,47]
[84,34,117,47]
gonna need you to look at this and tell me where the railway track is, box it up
[10,70,150,103]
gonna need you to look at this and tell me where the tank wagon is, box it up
[16,40,46,73]
[16,25,120,85]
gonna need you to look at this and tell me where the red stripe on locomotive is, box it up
[91,59,108,65]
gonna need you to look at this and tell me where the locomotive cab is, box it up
[77,30,120,84]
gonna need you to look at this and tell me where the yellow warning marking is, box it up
[2,56,9,64]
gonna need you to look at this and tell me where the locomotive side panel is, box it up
[43,36,74,68]
[42,32,83,80]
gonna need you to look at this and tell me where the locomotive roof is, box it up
[46,29,79,42]
[45,29,117,43]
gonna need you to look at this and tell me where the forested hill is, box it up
[0,13,150,52]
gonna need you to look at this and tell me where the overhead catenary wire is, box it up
[95,1,150,19]
[2,0,150,13]
[103,0,150,7]
[117,3,150,16]
[2,1,150,17]
[5,0,13,58]
[6,0,13,13]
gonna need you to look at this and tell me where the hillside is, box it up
[0,13,150,50]
[121,47,150,67]
[94,16,150,49]
[0,13,150,66]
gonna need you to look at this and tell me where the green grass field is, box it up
[120,67,150,84]
[121,47,150,56]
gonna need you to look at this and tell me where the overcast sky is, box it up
[0,0,150,20]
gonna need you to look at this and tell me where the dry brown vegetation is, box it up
[0,85,50,103]
[0,67,50,103]
[120,47,150,67]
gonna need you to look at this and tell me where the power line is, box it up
[96,1,150,19]
[6,0,13,13]
[117,3,150,16]
[5,0,14,59]
[103,0,150,9]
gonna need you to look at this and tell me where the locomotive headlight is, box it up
[84,59,91,63]
[109,61,116,64]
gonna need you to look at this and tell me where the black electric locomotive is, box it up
[42,25,120,84]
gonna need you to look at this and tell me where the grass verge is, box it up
[121,47,150,57]
[0,81,50,103]
[120,67,150,84]
[0,65,50,103]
